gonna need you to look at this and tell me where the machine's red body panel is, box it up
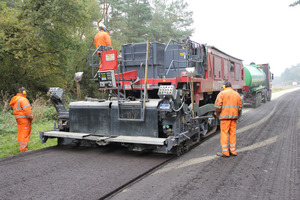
[101,50,118,71]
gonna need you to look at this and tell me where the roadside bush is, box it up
[43,106,57,121]
[31,97,60,123]
[0,112,16,135]
[0,92,58,127]
[31,97,47,123]
[0,90,16,135]
[0,90,11,113]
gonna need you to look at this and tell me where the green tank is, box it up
[244,64,266,90]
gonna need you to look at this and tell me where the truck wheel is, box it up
[258,93,262,106]
[254,98,258,108]
[267,92,271,101]
[254,93,261,108]
[262,92,267,103]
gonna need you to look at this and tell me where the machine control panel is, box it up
[97,70,116,88]
[48,87,64,100]
[158,85,176,99]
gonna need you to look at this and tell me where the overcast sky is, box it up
[188,0,300,76]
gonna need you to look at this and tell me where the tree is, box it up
[148,0,194,42]
[0,0,195,99]
[290,0,300,6]
[0,0,91,97]
[96,0,194,45]
[100,0,152,44]
[281,64,300,85]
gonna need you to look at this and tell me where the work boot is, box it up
[216,152,229,157]
[230,152,237,156]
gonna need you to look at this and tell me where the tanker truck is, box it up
[243,63,273,108]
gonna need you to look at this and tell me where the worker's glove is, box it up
[237,112,243,122]
[238,110,242,119]
[214,111,220,118]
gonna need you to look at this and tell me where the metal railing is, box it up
[164,39,205,77]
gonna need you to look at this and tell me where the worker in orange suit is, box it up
[94,26,112,70]
[214,81,242,157]
[9,87,33,152]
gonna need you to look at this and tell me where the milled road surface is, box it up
[109,89,300,200]
[1,88,299,200]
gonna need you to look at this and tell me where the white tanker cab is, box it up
[40,38,245,155]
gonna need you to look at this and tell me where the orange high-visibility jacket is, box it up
[214,87,242,120]
[94,30,112,48]
[9,94,33,121]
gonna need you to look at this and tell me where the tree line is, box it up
[273,64,300,86]
[0,0,194,100]
[290,0,300,6]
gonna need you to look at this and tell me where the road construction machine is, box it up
[40,38,245,155]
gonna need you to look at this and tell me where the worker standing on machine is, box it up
[94,26,112,70]
[9,87,33,152]
[214,81,242,157]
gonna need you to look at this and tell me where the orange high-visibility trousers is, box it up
[16,119,32,152]
[220,120,237,156]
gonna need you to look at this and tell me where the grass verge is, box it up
[272,86,298,93]
[0,92,58,159]
[0,121,57,159]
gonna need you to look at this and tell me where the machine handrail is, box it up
[164,39,184,52]
[164,39,204,76]
[89,45,113,77]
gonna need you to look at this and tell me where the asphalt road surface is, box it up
[109,89,300,200]
[1,88,299,200]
